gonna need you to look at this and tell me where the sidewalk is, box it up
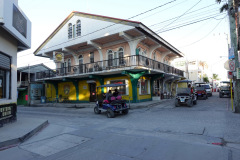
[0,117,48,149]
[31,98,172,109]
[0,98,172,150]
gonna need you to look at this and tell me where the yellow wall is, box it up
[58,82,76,100]
[78,80,90,101]
[46,83,56,101]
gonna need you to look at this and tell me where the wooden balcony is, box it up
[36,55,184,80]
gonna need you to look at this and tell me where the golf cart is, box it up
[175,80,197,107]
[94,84,129,118]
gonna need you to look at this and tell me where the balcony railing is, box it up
[36,55,184,80]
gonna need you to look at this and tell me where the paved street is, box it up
[1,92,240,160]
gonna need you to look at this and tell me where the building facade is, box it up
[0,0,31,126]
[35,12,184,103]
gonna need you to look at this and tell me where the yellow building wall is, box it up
[58,82,76,100]
[78,80,90,101]
[46,83,56,101]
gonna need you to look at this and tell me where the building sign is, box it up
[228,71,233,79]
[53,51,64,63]
[0,106,12,119]
[228,47,234,59]
[229,60,235,71]
[12,4,27,38]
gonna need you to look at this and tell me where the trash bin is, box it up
[41,96,46,103]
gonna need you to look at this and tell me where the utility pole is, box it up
[228,0,240,112]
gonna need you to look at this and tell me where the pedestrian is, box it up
[113,89,119,97]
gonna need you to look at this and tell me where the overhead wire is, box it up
[156,13,225,33]
[149,2,219,27]
[178,14,227,48]
[157,0,203,32]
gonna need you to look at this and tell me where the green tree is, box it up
[212,73,220,81]
[203,74,209,83]
[216,0,229,13]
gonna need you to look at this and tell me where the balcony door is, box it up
[79,55,83,73]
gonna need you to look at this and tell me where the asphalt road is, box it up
[1,92,240,160]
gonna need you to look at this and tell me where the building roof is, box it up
[34,11,183,57]
[18,63,52,73]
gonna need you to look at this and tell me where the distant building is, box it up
[34,11,184,103]
[17,64,51,105]
[0,0,31,126]
[174,58,208,83]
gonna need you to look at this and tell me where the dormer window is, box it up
[68,23,73,39]
[76,20,81,36]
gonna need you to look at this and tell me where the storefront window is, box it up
[140,78,148,95]
[0,69,10,99]
[109,80,126,95]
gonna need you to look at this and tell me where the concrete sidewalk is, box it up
[0,117,48,149]
[0,99,172,150]
[30,98,172,109]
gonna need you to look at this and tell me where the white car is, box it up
[200,84,212,97]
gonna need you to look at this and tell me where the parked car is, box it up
[219,81,233,98]
[194,83,212,97]
[200,84,212,97]
[196,87,208,100]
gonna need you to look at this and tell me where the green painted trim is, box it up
[122,71,149,103]
[72,81,79,101]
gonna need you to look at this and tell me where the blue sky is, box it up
[17,0,229,79]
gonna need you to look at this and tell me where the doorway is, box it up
[89,83,96,102]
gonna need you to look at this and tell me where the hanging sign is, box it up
[53,51,64,63]
[229,47,234,59]
[228,71,233,79]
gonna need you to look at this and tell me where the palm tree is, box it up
[216,0,229,13]
[212,74,220,81]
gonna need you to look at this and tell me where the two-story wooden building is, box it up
[35,11,184,103]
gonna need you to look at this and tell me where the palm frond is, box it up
[220,3,228,13]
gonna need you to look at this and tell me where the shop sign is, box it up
[53,51,64,63]
[228,71,233,79]
[0,106,12,119]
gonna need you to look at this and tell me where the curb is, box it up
[0,120,48,149]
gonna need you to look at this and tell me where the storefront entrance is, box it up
[89,83,96,102]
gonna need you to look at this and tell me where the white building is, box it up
[0,0,31,125]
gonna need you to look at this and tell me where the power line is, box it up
[150,8,220,29]
[138,0,188,21]
[158,0,203,32]
[178,15,227,48]
[156,14,226,33]
[149,2,218,27]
